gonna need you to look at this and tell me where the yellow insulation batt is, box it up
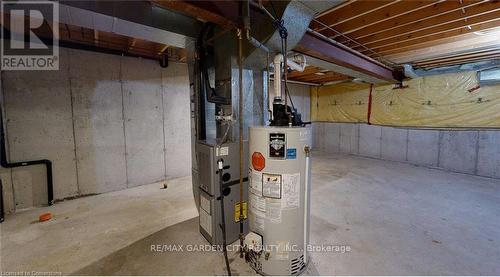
[310,82,370,123]
[311,71,500,128]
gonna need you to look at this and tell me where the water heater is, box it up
[245,126,311,275]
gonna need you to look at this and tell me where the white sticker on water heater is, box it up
[282,173,301,209]
[300,130,309,141]
[250,170,263,196]
[250,193,266,212]
[250,210,265,234]
[266,198,282,223]
[262,173,282,199]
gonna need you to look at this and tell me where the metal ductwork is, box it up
[58,1,201,48]
[244,1,344,68]
[255,1,315,53]
[403,60,500,78]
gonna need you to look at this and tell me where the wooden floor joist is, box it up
[353,8,500,50]
[337,0,488,43]
[416,55,500,68]
[414,49,500,66]
[311,0,398,32]
[323,0,443,38]
[369,19,500,55]
[304,0,500,74]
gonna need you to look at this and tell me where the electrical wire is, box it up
[285,83,296,110]
[216,121,232,147]
[217,159,232,276]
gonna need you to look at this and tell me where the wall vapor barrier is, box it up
[311,71,500,129]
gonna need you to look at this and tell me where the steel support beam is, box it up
[294,31,402,83]
[152,0,402,83]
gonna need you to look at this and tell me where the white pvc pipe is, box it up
[271,53,307,114]
[303,148,310,264]
[273,53,283,100]
[287,59,304,72]
[270,54,283,118]
[287,54,306,72]
[272,53,306,97]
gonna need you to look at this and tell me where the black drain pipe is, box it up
[217,159,232,276]
[0,179,4,223]
[0,105,54,206]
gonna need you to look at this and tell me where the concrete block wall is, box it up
[0,48,192,213]
[313,122,500,180]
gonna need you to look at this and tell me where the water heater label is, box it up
[249,169,263,195]
[300,130,310,141]
[250,210,265,234]
[286,148,297,159]
[262,173,282,199]
[269,133,286,159]
[282,173,300,209]
[266,198,282,223]
[249,193,266,212]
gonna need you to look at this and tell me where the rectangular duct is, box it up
[58,3,197,49]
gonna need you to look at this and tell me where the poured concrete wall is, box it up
[121,58,165,187]
[70,50,127,196]
[0,48,191,213]
[0,70,17,215]
[313,122,500,180]
[286,82,311,122]
[284,83,313,147]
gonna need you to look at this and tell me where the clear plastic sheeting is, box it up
[311,71,500,128]
[371,71,500,127]
[310,82,370,123]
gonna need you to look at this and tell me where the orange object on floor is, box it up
[39,213,52,222]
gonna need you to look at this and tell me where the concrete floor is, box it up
[0,176,198,274]
[1,153,499,275]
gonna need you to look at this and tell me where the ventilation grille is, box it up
[290,254,306,275]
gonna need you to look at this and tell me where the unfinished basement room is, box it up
[1,0,499,276]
